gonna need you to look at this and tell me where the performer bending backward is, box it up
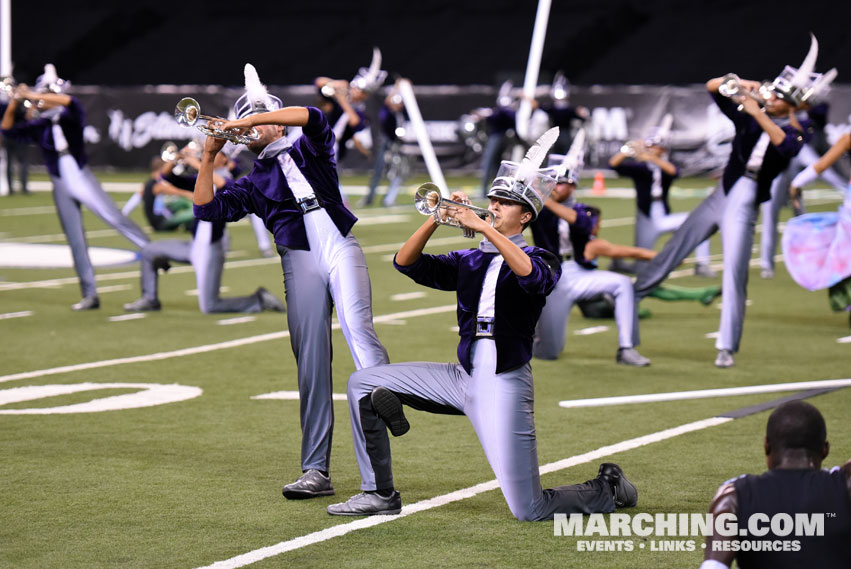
[631,35,835,368]
[783,131,851,322]
[328,128,638,520]
[608,114,714,277]
[0,64,149,310]
[193,64,388,499]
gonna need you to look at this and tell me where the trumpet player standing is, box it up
[193,64,388,499]
[608,116,714,277]
[0,64,150,310]
[631,34,836,368]
[328,128,638,519]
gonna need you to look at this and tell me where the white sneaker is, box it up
[715,349,734,368]
[616,347,650,367]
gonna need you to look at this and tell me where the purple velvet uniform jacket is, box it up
[712,91,811,205]
[1,97,88,178]
[530,203,596,269]
[394,245,561,374]
[192,107,356,251]
[612,160,679,217]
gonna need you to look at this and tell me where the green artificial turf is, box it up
[0,173,848,568]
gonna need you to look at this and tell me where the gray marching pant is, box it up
[278,210,389,473]
[139,227,263,313]
[347,339,614,521]
[534,261,636,359]
[635,202,711,267]
[76,166,150,248]
[51,176,97,298]
[633,180,757,353]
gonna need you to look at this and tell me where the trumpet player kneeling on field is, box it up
[328,128,638,520]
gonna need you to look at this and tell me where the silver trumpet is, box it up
[1,77,33,109]
[620,140,644,157]
[174,97,260,145]
[160,141,179,162]
[718,73,769,111]
[415,183,494,239]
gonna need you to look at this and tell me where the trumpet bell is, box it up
[175,97,200,126]
[414,183,494,239]
[414,183,443,215]
[173,97,261,145]
[718,73,741,98]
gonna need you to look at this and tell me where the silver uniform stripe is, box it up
[477,255,503,319]
[558,218,572,257]
[650,163,663,198]
[746,132,771,172]
[277,152,314,200]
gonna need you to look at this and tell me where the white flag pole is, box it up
[0,0,12,195]
[512,0,551,161]
[397,79,449,197]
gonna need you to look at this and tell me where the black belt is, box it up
[560,254,573,262]
[475,316,494,337]
[743,170,759,181]
[297,195,321,213]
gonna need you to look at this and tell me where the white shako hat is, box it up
[770,33,838,107]
[350,47,388,93]
[546,128,586,185]
[35,64,70,94]
[233,63,283,120]
[487,127,560,220]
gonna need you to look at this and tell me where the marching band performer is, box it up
[631,35,836,368]
[0,64,149,310]
[328,128,638,520]
[193,64,389,499]
[609,115,714,277]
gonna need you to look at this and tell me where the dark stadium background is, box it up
[7,0,851,87]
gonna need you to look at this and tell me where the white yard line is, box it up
[193,416,732,569]
[558,378,851,408]
[0,304,456,384]
[0,310,33,320]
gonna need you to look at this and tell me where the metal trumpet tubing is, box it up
[414,183,494,239]
[174,97,260,145]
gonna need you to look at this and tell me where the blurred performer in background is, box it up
[632,35,835,368]
[123,145,284,314]
[315,47,387,164]
[0,99,30,195]
[479,81,518,198]
[782,131,851,324]
[194,64,388,499]
[532,132,719,367]
[759,101,847,279]
[609,114,714,277]
[362,80,409,207]
[0,64,150,310]
[532,72,589,155]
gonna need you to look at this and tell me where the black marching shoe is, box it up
[71,296,100,311]
[282,469,334,500]
[370,387,410,437]
[256,287,286,312]
[597,463,638,508]
[327,491,402,516]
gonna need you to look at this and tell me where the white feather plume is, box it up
[657,114,673,139]
[791,33,819,88]
[43,64,58,85]
[558,129,585,177]
[516,127,559,183]
[806,67,838,102]
[243,63,269,108]
[366,47,382,84]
